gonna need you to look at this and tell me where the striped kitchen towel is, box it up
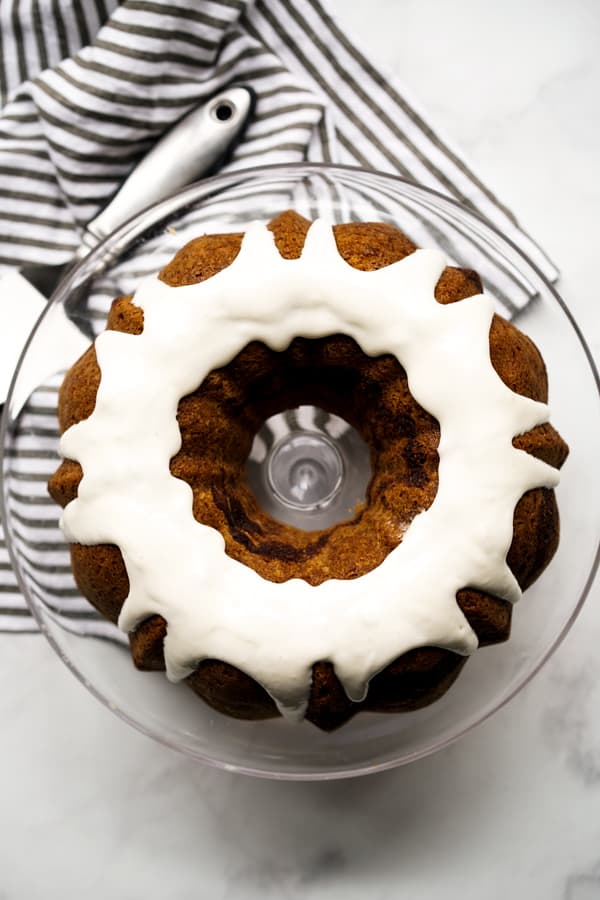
[0,0,558,634]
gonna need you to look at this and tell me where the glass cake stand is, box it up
[2,164,599,780]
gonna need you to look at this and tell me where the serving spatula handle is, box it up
[80,85,254,254]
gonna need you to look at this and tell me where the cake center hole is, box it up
[270,432,344,509]
[246,406,371,531]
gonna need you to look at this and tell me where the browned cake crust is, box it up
[48,211,569,731]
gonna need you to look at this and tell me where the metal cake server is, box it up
[0,85,254,412]
[21,85,253,297]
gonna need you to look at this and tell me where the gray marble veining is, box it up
[543,656,600,787]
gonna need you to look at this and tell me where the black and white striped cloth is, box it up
[0,0,558,634]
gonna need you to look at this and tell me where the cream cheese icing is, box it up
[59,220,560,721]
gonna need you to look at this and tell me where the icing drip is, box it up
[59,220,560,721]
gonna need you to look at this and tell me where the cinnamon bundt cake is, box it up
[48,210,568,731]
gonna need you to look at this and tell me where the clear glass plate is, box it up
[2,164,599,780]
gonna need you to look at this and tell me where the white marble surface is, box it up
[2,1,600,897]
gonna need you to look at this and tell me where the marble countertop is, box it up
[2,1,599,897]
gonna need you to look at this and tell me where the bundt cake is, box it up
[47,210,568,731]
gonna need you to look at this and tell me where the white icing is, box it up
[59,220,560,721]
